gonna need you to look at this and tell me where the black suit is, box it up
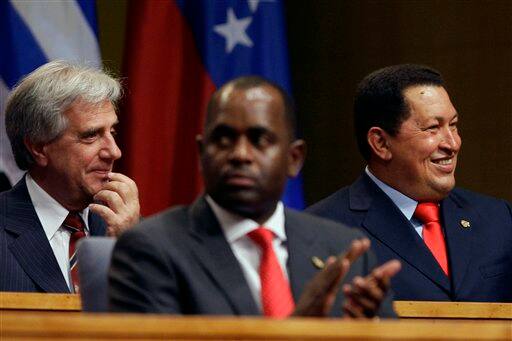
[0,178,107,292]
[307,174,512,301]
[108,197,395,317]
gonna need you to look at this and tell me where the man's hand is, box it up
[89,172,140,236]
[342,259,401,319]
[293,238,371,317]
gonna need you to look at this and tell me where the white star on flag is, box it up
[214,8,253,53]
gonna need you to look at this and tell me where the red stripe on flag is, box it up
[119,0,216,216]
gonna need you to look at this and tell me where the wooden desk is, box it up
[0,292,80,313]
[394,301,512,320]
[1,292,512,320]
[1,312,511,340]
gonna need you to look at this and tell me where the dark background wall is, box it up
[98,1,512,205]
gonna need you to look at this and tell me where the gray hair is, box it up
[5,60,122,170]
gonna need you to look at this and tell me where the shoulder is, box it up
[286,209,364,241]
[447,188,512,227]
[119,205,190,240]
[0,179,28,203]
[449,187,511,211]
[306,185,351,215]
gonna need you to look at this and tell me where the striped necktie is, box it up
[62,211,87,293]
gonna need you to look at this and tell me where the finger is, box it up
[342,296,366,319]
[294,257,349,316]
[108,172,138,193]
[320,257,350,294]
[371,260,402,290]
[93,190,125,214]
[350,277,382,311]
[320,258,350,315]
[342,238,371,264]
[108,172,136,185]
[100,181,132,204]
[89,203,126,237]
[89,203,116,225]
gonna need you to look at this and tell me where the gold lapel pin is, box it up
[460,220,471,228]
[311,256,325,270]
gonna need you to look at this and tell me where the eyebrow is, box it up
[78,121,119,137]
[209,124,273,135]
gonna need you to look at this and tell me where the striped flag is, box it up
[0,0,101,186]
[121,0,304,216]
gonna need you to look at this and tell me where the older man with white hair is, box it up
[0,61,140,293]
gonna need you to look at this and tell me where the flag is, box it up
[121,0,304,216]
[0,0,101,186]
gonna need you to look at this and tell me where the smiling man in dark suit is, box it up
[0,61,140,293]
[108,76,401,318]
[308,64,512,302]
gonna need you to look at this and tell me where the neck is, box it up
[211,196,278,225]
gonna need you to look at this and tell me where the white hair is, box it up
[5,60,122,170]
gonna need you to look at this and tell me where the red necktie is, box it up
[62,211,87,293]
[414,202,449,276]
[248,227,294,318]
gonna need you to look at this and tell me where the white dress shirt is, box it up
[205,196,288,312]
[25,174,90,290]
[365,166,425,238]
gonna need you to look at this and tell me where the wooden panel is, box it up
[0,292,80,312]
[395,301,512,320]
[1,312,512,340]
[2,292,511,321]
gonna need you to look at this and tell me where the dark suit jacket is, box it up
[307,173,512,302]
[0,178,107,292]
[108,197,395,317]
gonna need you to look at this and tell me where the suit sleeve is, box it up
[108,228,182,313]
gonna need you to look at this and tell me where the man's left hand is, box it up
[89,172,140,236]
[342,259,401,319]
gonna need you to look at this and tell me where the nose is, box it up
[440,126,461,153]
[99,133,122,160]
[229,136,254,164]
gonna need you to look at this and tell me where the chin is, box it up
[84,182,103,197]
[430,185,455,201]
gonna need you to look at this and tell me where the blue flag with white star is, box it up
[176,0,305,209]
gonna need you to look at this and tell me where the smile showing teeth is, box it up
[433,158,452,165]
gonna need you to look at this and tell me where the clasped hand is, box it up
[293,238,401,318]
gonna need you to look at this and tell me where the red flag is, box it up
[119,1,215,216]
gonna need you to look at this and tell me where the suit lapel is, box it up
[187,198,259,315]
[285,210,326,303]
[88,212,107,236]
[4,179,69,293]
[351,175,450,293]
[441,193,475,294]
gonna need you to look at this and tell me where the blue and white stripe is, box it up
[0,0,100,185]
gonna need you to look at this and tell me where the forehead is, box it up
[403,85,457,120]
[208,86,287,131]
[64,99,118,128]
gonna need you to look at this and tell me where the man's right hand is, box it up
[292,238,371,317]
[89,172,140,237]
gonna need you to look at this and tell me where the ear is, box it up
[287,139,306,178]
[24,137,49,167]
[367,127,392,161]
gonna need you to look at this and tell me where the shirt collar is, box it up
[25,173,90,240]
[365,166,418,220]
[205,195,286,243]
